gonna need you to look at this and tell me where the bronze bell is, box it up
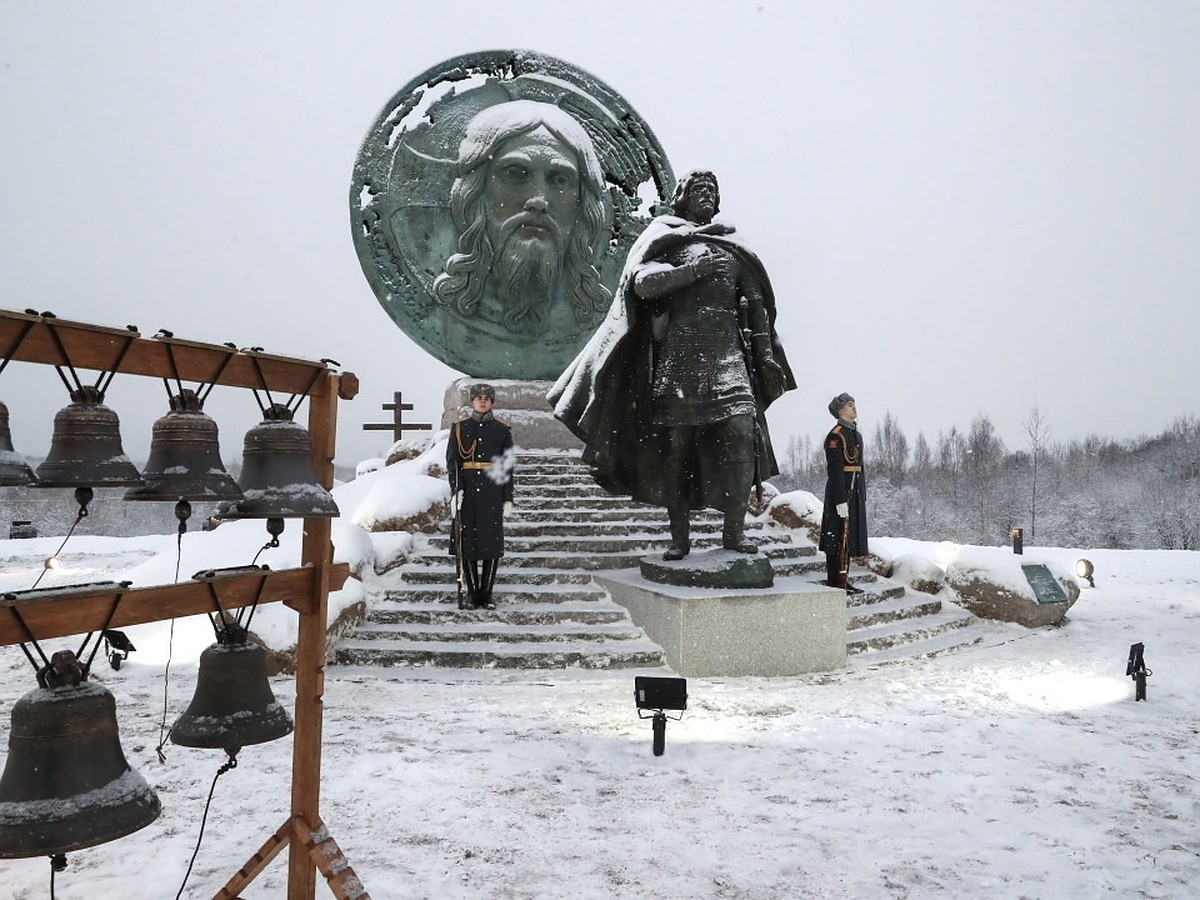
[124,389,242,502]
[35,385,144,487]
[216,403,338,519]
[169,639,294,755]
[0,650,161,858]
[0,399,37,485]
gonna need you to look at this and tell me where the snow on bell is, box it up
[169,638,294,757]
[0,650,161,858]
[124,389,242,502]
[216,403,338,519]
[34,386,143,487]
[0,399,37,486]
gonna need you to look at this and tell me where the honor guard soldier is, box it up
[819,393,868,591]
[447,383,515,609]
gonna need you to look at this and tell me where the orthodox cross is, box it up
[362,391,431,442]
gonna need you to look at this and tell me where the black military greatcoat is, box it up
[819,421,869,558]
[447,412,514,561]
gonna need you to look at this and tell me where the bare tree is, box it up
[1022,405,1051,542]
[872,412,910,486]
[964,414,1006,543]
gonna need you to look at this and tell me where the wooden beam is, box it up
[0,308,340,396]
[215,818,295,899]
[0,564,350,647]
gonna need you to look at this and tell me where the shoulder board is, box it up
[494,417,511,427]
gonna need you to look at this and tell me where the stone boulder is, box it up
[946,552,1080,627]
[766,490,822,546]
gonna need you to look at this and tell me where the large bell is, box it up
[169,639,294,755]
[0,400,37,486]
[216,403,338,519]
[0,650,161,858]
[35,386,143,487]
[124,389,243,502]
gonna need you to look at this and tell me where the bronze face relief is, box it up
[351,51,673,380]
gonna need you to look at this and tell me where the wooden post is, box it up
[285,369,341,897]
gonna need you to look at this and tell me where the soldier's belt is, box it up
[463,461,494,470]
[843,466,863,472]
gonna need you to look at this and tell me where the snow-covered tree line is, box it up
[774,412,1200,551]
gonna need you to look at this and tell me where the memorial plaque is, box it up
[1021,564,1068,604]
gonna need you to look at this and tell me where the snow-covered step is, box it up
[333,638,666,670]
[349,621,649,644]
[367,601,633,627]
[846,607,980,656]
[847,592,943,630]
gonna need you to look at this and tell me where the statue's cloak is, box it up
[548,215,796,511]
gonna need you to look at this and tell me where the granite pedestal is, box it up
[598,567,846,677]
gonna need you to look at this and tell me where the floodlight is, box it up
[634,676,687,756]
[1076,558,1095,588]
[1126,643,1150,701]
[1010,528,1023,555]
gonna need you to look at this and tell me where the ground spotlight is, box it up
[1126,642,1150,701]
[1076,558,1095,588]
[634,676,687,756]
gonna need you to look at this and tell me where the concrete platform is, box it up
[597,570,846,677]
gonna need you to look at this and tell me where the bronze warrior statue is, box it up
[550,170,796,559]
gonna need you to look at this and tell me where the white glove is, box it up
[836,502,849,519]
[449,490,463,517]
[503,501,513,518]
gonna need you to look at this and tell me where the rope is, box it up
[155,525,186,762]
[174,755,238,900]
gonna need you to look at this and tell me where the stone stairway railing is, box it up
[331,450,983,671]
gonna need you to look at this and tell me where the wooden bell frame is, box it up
[0,309,368,899]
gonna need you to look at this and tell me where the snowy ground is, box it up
[1,526,1197,898]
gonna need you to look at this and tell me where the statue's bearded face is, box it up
[483,126,580,312]
[679,176,718,224]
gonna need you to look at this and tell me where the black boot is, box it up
[478,559,498,609]
[461,560,481,610]
[663,505,691,560]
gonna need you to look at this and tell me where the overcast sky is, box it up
[2,1,1197,468]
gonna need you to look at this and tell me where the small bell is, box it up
[0,400,37,486]
[35,386,143,487]
[169,638,294,756]
[0,650,161,858]
[124,389,242,502]
[216,404,338,520]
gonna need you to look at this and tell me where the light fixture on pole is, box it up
[1010,528,1023,555]
[1076,558,1095,588]
[634,676,688,756]
[1126,642,1150,701]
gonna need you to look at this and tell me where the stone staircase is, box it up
[331,450,984,671]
